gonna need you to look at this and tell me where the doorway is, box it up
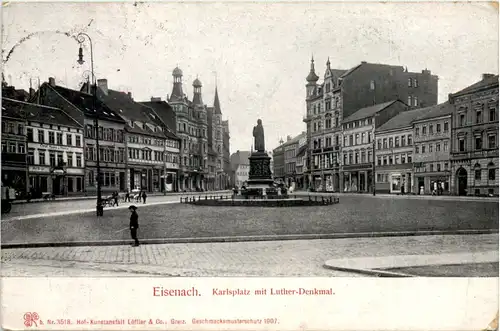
[457,168,468,196]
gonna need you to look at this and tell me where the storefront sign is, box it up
[165,162,179,169]
[34,143,83,152]
[29,165,50,173]
[66,168,84,175]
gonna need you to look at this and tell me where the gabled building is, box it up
[88,79,180,192]
[449,74,499,196]
[375,106,432,194]
[1,97,28,197]
[282,132,307,188]
[342,100,407,193]
[272,138,285,182]
[412,102,454,195]
[230,150,251,188]
[304,58,438,193]
[31,77,127,194]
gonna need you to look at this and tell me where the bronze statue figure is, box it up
[253,119,265,152]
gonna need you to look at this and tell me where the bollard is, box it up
[205,196,207,200]
[198,196,201,201]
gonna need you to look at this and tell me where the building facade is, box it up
[24,102,85,197]
[374,108,429,194]
[32,78,127,194]
[206,88,226,190]
[413,103,453,195]
[342,100,407,193]
[272,139,285,181]
[303,58,438,192]
[230,150,251,187]
[222,120,231,189]
[450,74,499,196]
[1,98,28,197]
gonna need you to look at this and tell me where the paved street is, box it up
[2,195,497,245]
[2,234,497,277]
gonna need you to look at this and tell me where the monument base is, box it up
[244,151,275,198]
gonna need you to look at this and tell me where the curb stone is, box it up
[2,228,497,249]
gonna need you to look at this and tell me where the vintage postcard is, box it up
[1,1,498,330]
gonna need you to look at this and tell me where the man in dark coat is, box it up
[141,191,147,204]
[129,205,140,247]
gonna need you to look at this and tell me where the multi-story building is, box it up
[92,79,180,192]
[32,78,127,194]
[412,103,454,195]
[450,74,499,196]
[222,120,231,189]
[282,132,306,187]
[272,138,285,182]
[22,100,85,196]
[304,58,438,192]
[167,67,210,191]
[140,98,181,192]
[375,107,430,194]
[342,100,407,192]
[230,150,251,187]
[1,98,28,197]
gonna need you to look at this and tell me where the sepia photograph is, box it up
[1,1,498,329]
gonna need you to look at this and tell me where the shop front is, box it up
[342,164,372,193]
[416,172,450,195]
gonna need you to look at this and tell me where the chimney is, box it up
[29,88,35,98]
[127,92,132,99]
[151,97,162,102]
[287,135,292,141]
[361,61,367,64]
[48,77,56,87]
[482,73,495,80]
[97,79,108,95]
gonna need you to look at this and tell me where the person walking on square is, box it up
[129,205,140,247]
[125,189,130,202]
[113,191,119,207]
[142,190,147,204]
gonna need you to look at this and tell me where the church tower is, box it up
[169,66,184,102]
[306,56,319,98]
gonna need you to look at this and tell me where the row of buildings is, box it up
[1,67,232,198]
[272,59,498,196]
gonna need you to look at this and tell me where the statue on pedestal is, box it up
[253,119,265,152]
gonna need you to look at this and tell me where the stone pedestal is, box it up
[247,151,274,187]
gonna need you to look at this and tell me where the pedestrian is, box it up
[129,205,140,247]
[400,181,405,195]
[113,191,119,207]
[125,189,130,202]
[142,190,147,204]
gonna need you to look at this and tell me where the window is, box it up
[38,130,45,143]
[429,125,433,134]
[444,141,449,151]
[377,139,382,150]
[488,135,496,149]
[437,163,441,172]
[389,156,393,164]
[436,143,441,152]
[407,154,412,163]
[389,138,393,148]
[430,164,434,172]
[475,169,481,180]
[422,145,426,153]
[18,143,25,154]
[39,151,46,165]
[459,139,465,152]
[8,142,16,153]
[429,144,433,152]
[395,155,399,164]
[408,78,412,87]
[76,136,81,147]
[344,153,348,165]
[17,123,24,135]
[66,133,72,146]
[361,133,365,144]
[368,132,372,143]
[383,138,387,149]
[355,134,360,145]
[422,126,427,135]
[415,128,420,136]
[76,154,82,167]
[383,156,387,165]
[49,152,56,166]
[444,162,448,170]
[349,135,353,146]
[489,168,495,180]
[57,153,63,166]
[67,153,73,167]
[355,152,359,164]
[489,108,496,122]
[395,137,399,147]
[401,135,406,146]
[370,80,375,90]
[48,132,55,144]
[56,132,63,145]
[27,149,34,164]
[401,154,406,164]
[349,153,353,164]
[444,122,449,132]
[475,136,482,150]
[476,111,482,124]
[460,114,465,126]
[377,156,382,166]
[27,128,34,142]
[416,146,420,154]
[436,123,441,133]
[413,96,418,107]
[413,78,418,87]
[408,96,412,105]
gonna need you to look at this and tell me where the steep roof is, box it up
[344,100,401,123]
[140,100,178,139]
[2,97,81,128]
[451,75,499,97]
[213,87,222,114]
[50,84,124,123]
[413,102,453,122]
[296,144,308,157]
[230,150,251,169]
[376,107,435,132]
[282,132,306,147]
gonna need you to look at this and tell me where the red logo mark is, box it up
[23,312,39,327]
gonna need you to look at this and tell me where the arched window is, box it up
[474,163,482,180]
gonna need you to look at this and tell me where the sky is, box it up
[2,2,498,153]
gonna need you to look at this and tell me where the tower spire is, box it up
[214,86,221,114]
[306,55,319,83]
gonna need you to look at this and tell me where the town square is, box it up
[1,2,499,278]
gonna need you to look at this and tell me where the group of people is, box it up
[123,190,148,204]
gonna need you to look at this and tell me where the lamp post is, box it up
[77,32,103,216]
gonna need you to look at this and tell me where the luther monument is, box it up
[247,119,273,194]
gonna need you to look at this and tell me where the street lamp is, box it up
[77,32,103,217]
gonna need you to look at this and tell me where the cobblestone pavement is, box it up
[2,234,497,277]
